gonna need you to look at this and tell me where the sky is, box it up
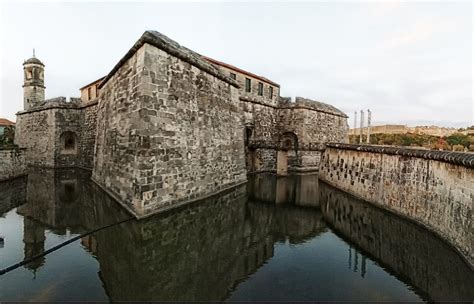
[0,0,472,128]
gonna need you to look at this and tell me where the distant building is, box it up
[349,124,459,137]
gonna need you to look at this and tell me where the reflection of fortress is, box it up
[11,168,129,274]
[91,176,327,301]
[2,170,472,301]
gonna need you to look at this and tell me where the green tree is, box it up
[446,133,470,148]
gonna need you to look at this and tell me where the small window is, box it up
[258,82,263,96]
[269,86,273,99]
[27,70,33,79]
[95,85,100,98]
[60,131,78,155]
[230,72,236,80]
[88,87,92,100]
[65,136,75,150]
[245,78,251,93]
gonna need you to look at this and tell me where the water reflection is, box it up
[320,182,474,301]
[0,169,472,301]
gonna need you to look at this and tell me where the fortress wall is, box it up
[243,97,348,174]
[0,148,27,181]
[92,44,147,215]
[93,42,246,218]
[79,103,98,169]
[243,101,278,172]
[277,104,348,171]
[53,108,84,167]
[14,102,94,169]
[15,109,56,166]
[319,143,474,265]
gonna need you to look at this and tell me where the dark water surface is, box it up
[0,169,473,302]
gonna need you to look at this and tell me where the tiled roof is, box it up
[0,118,15,126]
[202,56,280,88]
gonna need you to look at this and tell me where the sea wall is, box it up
[0,147,27,181]
[319,143,474,265]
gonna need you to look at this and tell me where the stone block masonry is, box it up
[14,98,98,169]
[319,143,474,265]
[0,147,27,181]
[93,31,247,218]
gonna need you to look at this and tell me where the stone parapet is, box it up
[326,143,474,168]
[320,144,474,266]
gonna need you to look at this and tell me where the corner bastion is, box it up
[92,31,246,218]
[319,143,474,266]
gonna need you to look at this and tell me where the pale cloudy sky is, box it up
[0,0,472,128]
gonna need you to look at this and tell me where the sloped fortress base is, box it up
[92,31,247,217]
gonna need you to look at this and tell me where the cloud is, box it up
[377,18,458,51]
[368,1,403,18]
[379,21,436,50]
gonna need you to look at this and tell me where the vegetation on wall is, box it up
[0,125,15,147]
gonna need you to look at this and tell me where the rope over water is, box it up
[0,216,134,276]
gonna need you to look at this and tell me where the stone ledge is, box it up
[0,146,25,151]
[16,98,98,115]
[326,143,474,168]
[241,96,348,118]
[91,176,248,220]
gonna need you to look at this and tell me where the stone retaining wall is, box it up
[0,147,27,181]
[319,143,474,265]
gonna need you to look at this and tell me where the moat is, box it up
[0,170,473,302]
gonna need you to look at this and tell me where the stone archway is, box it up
[244,126,256,172]
[277,132,298,176]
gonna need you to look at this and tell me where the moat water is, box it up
[0,169,473,302]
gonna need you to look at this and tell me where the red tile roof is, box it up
[202,56,280,88]
[0,118,15,126]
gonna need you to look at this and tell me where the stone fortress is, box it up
[13,30,348,218]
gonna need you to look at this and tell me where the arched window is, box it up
[60,131,78,155]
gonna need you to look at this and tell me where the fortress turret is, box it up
[23,51,45,110]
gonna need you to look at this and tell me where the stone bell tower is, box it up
[23,50,45,110]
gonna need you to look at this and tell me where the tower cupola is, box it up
[23,50,45,110]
